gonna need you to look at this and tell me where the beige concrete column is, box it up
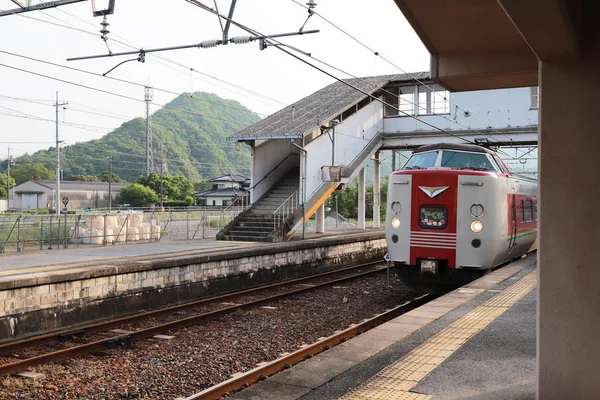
[373,152,381,229]
[316,203,325,233]
[538,27,600,398]
[358,168,365,229]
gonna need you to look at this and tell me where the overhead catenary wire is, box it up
[9,3,288,110]
[184,0,528,162]
[289,0,534,157]
[0,49,269,118]
[0,61,256,125]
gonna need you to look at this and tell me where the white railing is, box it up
[272,191,299,235]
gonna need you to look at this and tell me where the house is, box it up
[10,180,129,211]
[194,174,250,207]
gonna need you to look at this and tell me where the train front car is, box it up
[386,143,537,294]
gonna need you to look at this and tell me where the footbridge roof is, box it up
[229,72,429,141]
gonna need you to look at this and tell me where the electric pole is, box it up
[6,146,11,209]
[145,86,154,176]
[108,155,112,211]
[54,91,68,216]
[160,146,164,210]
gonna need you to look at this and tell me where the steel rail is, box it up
[185,293,431,400]
[0,263,386,377]
[0,260,383,354]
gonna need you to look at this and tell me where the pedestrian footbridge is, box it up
[218,73,538,242]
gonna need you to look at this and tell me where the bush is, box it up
[120,183,159,207]
[162,200,190,207]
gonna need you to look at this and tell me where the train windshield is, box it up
[403,151,438,170]
[440,151,495,171]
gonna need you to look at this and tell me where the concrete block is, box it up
[52,282,67,292]
[24,296,38,307]
[57,291,74,302]
[81,278,96,288]
[33,285,50,295]
[17,372,45,380]
[39,293,57,306]
[116,283,128,292]
[153,334,175,340]
[88,286,103,298]
[103,284,116,295]
[0,290,8,301]
[141,278,154,288]
[95,276,111,286]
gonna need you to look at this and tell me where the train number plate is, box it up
[420,260,438,274]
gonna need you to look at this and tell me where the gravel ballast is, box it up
[0,272,414,400]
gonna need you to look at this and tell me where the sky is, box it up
[0,0,430,160]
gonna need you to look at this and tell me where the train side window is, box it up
[525,200,533,222]
[520,200,525,222]
[533,200,538,221]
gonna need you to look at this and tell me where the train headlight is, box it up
[391,217,401,229]
[391,201,402,214]
[470,220,483,233]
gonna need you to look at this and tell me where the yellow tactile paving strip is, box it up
[338,271,537,400]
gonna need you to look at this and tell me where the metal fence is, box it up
[0,207,247,254]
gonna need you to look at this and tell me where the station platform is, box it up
[0,227,387,339]
[0,227,371,277]
[230,254,537,400]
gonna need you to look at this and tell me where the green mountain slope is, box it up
[15,92,261,182]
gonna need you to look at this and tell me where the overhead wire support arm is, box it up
[66,30,319,62]
[222,0,238,45]
[0,0,87,17]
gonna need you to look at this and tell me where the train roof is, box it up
[413,143,495,155]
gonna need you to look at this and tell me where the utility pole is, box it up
[6,146,11,209]
[160,146,164,210]
[145,86,154,176]
[54,91,68,216]
[107,155,112,211]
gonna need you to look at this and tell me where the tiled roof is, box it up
[209,174,249,183]
[230,72,429,141]
[17,180,129,191]
[194,187,248,198]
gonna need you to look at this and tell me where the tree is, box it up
[97,171,125,183]
[120,183,159,207]
[10,163,55,185]
[68,174,100,182]
[0,173,15,198]
[136,173,193,201]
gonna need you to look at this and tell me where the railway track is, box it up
[185,293,430,400]
[0,261,390,377]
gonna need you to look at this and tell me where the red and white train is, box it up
[385,143,537,293]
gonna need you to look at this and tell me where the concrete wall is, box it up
[252,140,299,201]
[0,232,386,340]
[383,86,538,133]
[537,26,600,398]
[12,182,126,210]
[304,100,384,198]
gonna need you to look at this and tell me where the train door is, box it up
[508,192,517,253]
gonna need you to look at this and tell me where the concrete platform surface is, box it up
[0,227,378,277]
[228,255,537,400]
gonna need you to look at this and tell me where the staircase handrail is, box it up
[222,153,299,213]
[272,190,299,233]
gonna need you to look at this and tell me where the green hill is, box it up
[15,92,261,183]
